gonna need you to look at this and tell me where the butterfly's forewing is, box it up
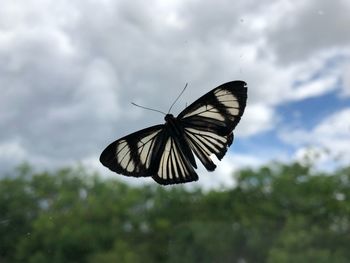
[178,81,247,171]
[100,125,164,177]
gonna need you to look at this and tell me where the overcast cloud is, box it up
[0,0,349,187]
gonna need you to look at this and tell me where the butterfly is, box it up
[100,81,247,185]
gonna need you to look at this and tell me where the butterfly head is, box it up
[164,113,175,122]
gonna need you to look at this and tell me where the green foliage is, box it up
[0,162,350,262]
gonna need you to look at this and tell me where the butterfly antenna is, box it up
[131,102,166,115]
[168,83,188,114]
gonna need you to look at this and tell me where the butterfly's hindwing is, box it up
[99,125,163,177]
[152,127,198,185]
[184,128,234,171]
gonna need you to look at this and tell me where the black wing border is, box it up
[177,80,247,134]
[99,124,164,177]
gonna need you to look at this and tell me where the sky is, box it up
[0,0,349,188]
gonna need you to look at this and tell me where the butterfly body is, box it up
[164,114,183,137]
[163,113,198,167]
[100,81,247,185]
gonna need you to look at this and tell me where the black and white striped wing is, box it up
[100,124,199,185]
[100,80,247,185]
[100,125,164,177]
[152,130,198,185]
[178,81,247,171]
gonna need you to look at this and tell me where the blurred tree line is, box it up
[1,161,350,263]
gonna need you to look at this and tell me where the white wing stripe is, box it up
[186,132,211,155]
[126,160,135,172]
[184,126,231,167]
[183,90,241,120]
[204,109,225,120]
[117,141,131,169]
[135,130,160,168]
[196,135,220,154]
[183,105,226,120]
[157,137,193,181]
[112,129,162,174]
[185,128,226,143]
[185,128,228,155]
[214,89,241,116]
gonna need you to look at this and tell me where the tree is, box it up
[1,162,349,262]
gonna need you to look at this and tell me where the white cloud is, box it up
[0,0,349,183]
[289,75,338,101]
[0,140,28,173]
[236,104,275,137]
[280,108,350,168]
[341,62,350,97]
[0,140,26,160]
[266,0,350,64]
[183,152,266,190]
